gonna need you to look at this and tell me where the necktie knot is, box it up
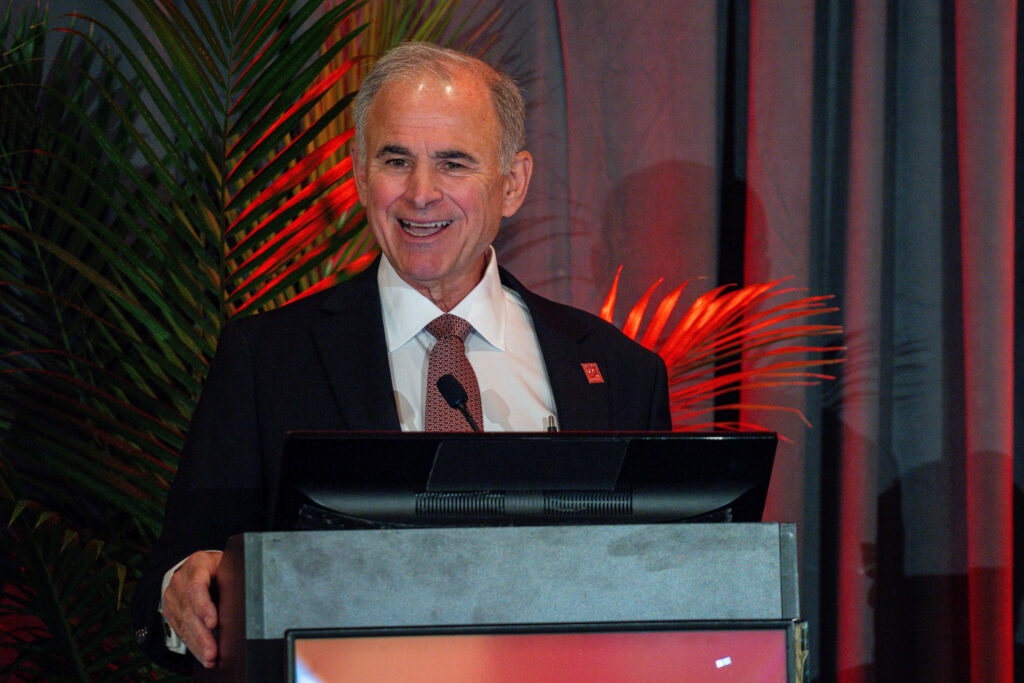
[426,313,472,342]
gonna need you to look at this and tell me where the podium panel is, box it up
[203,523,803,681]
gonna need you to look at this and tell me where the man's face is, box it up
[353,70,532,309]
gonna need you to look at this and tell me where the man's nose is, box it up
[404,165,443,208]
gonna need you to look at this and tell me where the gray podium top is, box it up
[227,522,798,640]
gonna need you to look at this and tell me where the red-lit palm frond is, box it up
[601,269,845,433]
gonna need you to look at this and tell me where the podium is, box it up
[201,523,805,681]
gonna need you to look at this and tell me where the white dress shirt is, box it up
[379,248,557,432]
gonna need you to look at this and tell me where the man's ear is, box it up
[501,150,533,217]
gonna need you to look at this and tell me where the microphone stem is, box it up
[456,402,481,432]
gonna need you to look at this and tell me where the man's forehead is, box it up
[363,70,500,156]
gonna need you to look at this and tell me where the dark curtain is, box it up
[467,1,1019,680]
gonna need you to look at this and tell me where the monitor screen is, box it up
[287,622,791,683]
[272,431,777,530]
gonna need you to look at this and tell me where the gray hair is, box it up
[352,42,526,172]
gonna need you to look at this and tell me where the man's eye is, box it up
[384,158,408,168]
[442,161,465,170]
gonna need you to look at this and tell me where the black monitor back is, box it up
[273,431,777,530]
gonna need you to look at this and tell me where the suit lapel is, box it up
[311,261,401,431]
[500,269,611,431]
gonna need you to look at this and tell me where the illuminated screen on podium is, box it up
[287,623,792,683]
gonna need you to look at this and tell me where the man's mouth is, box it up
[398,219,452,237]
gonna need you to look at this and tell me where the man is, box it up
[132,42,670,673]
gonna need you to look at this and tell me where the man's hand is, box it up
[161,550,223,669]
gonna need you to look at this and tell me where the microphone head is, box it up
[436,374,468,409]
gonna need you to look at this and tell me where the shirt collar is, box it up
[378,247,507,352]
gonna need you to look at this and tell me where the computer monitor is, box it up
[272,431,777,530]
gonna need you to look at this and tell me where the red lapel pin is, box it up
[581,362,604,384]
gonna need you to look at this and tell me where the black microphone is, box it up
[436,374,481,432]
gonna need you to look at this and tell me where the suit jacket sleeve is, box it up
[131,319,266,673]
[130,266,394,672]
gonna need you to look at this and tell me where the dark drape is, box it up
[470,1,1019,680]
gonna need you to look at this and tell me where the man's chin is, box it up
[392,260,453,292]
[390,256,486,303]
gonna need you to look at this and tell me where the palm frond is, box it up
[0,497,148,682]
[601,268,845,433]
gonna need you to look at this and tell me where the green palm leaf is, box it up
[1,498,145,681]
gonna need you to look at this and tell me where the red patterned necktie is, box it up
[424,314,484,431]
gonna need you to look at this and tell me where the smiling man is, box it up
[132,43,671,673]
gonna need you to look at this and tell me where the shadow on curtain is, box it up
[467,0,1019,680]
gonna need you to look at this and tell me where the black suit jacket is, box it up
[131,261,670,671]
